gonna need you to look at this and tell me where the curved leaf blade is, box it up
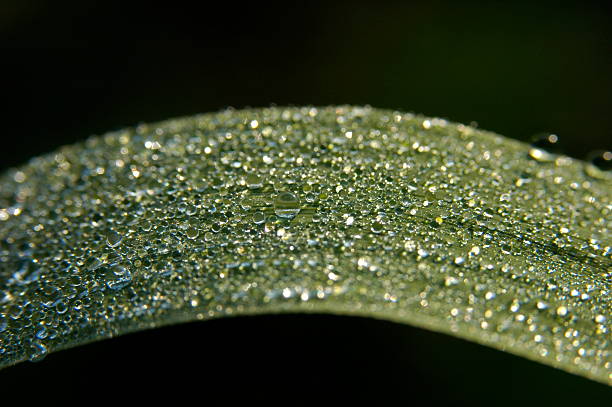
[0,107,609,383]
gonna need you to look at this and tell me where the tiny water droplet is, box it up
[106,265,133,290]
[84,256,103,271]
[445,276,460,286]
[556,306,568,317]
[106,230,123,248]
[35,326,48,339]
[29,341,48,362]
[371,221,384,234]
[55,301,68,314]
[185,227,199,239]
[252,211,266,224]
[246,173,263,189]
[211,178,225,189]
[8,304,23,319]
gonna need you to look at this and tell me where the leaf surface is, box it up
[0,107,609,384]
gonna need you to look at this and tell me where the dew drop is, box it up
[445,276,460,286]
[211,178,225,189]
[246,173,263,189]
[274,192,300,218]
[106,265,133,290]
[83,256,103,271]
[584,150,612,179]
[28,341,48,362]
[35,326,48,339]
[141,220,152,232]
[556,306,568,317]
[528,133,560,162]
[106,230,123,248]
[587,150,612,170]
[185,227,199,239]
[55,301,68,314]
[252,211,266,224]
[371,221,384,234]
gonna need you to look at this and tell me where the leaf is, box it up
[0,106,609,384]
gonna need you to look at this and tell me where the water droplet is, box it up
[252,211,266,224]
[28,341,48,362]
[106,230,123,248]
[83,256,103,271]
[528,133,560,162]
[556,306,568,317]
[246,173,263,189]
[35,326,48,339]
[106,265,133,290]
[274,192,300,218]
[371,221,384,234]
[55,301,68,314]
[445,276,460,286]
[185,227,199,239]
[211,178,225,189]
[584,150,612,179]
[587,150,612,171]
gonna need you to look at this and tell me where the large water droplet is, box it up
[528,133,560,162]
[588,150,612,170]
[584,150,611,179]
[274,192,300,218]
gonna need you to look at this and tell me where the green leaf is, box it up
[0,106,609,384]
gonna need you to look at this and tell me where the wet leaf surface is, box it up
[0,107,609,384]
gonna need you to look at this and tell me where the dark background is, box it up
[0,0,610,403]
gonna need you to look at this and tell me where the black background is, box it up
[1,0,610,403]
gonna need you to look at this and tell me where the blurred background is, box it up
[1,0,611,169]
[0,0,610,403]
